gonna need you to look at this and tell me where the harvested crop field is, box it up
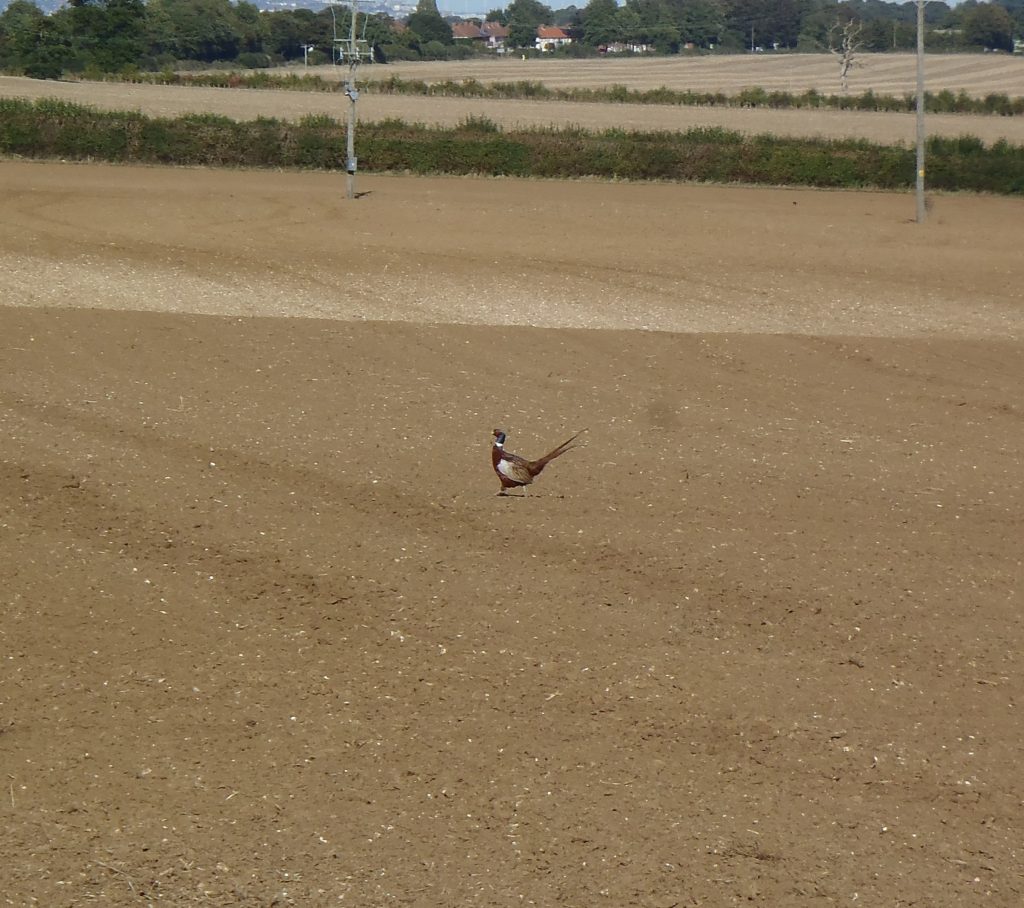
[356,53,1024,97]
[1,159,1023,905]
[3,53,1024,144]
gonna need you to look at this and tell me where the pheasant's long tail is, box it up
[530,429,587,474]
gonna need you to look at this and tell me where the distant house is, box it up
[535,26,572,53]
[452,23,487,43]
[601,41,652,55]
[481,21,510,51]
[452,21,510,51]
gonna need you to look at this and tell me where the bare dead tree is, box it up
[829,19,864,93]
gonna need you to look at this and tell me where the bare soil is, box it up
[3,52,1024,144]
[1,161,1023,907]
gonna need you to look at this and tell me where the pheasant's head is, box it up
[492,429,506,446]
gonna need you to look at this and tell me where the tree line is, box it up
[541,0,1024,55]
[1,0,1022,80]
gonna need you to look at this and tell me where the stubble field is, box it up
[1,53,1023,907]
[3,53,1024,144]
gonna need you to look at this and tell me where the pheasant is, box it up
[491,428,585,495]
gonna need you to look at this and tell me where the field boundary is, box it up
[3,97,1024,194]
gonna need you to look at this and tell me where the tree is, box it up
[722,0,804,49]
[960,2,1014,51]
[796,4,835,51]
[23,26,72,77]
[626,0,681,52]
[615,4,642,43]
[143,0,179,59]
[858,18,898,52]
[553,5,582,28]
[0,0,48,66]
[0,0,81,76]
[264,9,322,60]
[829,17,863,92]
[232,1,268,56]
[1000,0,1024,36]
[78,0,148,71]
[581,0,620,45]
[362,13,400,55]
[146,0,243,62]
[506,0,553,48]
[678,0,726,48]
[406,0,453,45]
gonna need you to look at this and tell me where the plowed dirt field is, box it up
[1,152,1022,906]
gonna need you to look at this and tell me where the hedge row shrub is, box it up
[2,98,1022,194]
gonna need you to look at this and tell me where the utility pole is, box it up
[915,0,926,223]
[344,5,358,202]
[334,1,371,200]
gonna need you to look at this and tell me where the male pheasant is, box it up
[491,428,585,495]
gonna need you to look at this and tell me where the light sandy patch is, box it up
[1,162,1021,338]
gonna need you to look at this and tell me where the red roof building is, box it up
[535,26,572,52]
[452,23,487,41]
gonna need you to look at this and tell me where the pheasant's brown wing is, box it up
[496,452,535,486]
